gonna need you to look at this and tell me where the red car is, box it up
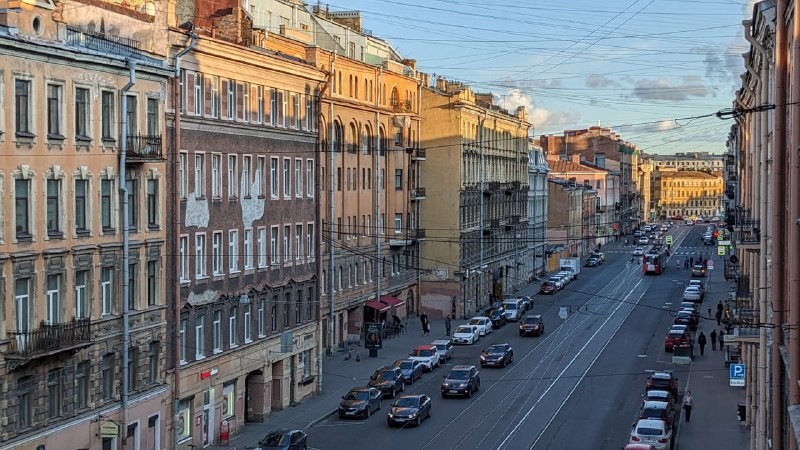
[664,330,690,352]
[540,281,557,295]
[646,371,679,398]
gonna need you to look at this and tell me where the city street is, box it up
[302,224,726,449]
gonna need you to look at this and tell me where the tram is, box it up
[643,245,668,275]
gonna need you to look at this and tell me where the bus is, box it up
[643,245,668,275]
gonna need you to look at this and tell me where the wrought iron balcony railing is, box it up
[126,134,164,161]
[6,318,92,359]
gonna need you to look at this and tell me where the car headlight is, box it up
[480,355,486,360]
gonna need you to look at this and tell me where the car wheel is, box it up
[366,407,371,418]
[390,388,396,398]
[476,380,480,391]
[416,416,422,426]
[501,359,506,368]
[387,419,393,427]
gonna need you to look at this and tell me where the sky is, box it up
[323,0,757,155]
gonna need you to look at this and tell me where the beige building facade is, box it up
[419,79,530,319]
[0,2,173,449]
[650,170,724,220]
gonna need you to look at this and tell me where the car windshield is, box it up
[636,426,663,436]
[393,397,419,408]
[396,361,412,370]
[372,370,395,381]
[344,390,369,401]
[486,345,506,354]
[667,332,685,339]
[435,344,447,351]
[490,310,502,317]
[641,408,663,418]
[447,370,470,380]
[413,349,435,357]
[524,317,541,324]
[504,303,517,310]
[262,433,289,446]
[455,326,473,334]
[469,318,483,325]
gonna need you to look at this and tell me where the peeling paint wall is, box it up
[187,288,219,305]
[241,178,265,228]
[184,191,210,228]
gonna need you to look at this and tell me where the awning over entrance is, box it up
[380,296,405,308]
[365,300,390,312]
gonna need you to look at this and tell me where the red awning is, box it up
[365,300,390,312]
[380,296,405,307]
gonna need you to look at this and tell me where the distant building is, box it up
[649,152,724,172]
[546,180,584,260]
[527,144,550,279]
[650,170,724,219]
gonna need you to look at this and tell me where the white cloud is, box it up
[585,74,620,89]
[491,89,580,131]
[631,77,708,101]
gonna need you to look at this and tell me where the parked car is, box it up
[387,394,432,427]
[585,256,600,267]
[486,307,507,328]
[643,390,675,408]
[392,359,423,384]
[638,237,649,245]
[548,276,564,290]
[540,281,558,295]
[258,430,308,450]
[691,264,706,277]
[687,280,705,297]
[338,387,382,419]
[452,325,480,345]
[629,419,672,450]
[501,299,524,321]
[441,365,480,398]
[674,310,698,331]
[408,345,440,371]
[556,271,572,286]
[664,329,691,352]
[519,314,545,337]
[368,366,406,398]
[682,286,702,302]
[638,400,674,429]
[588,251,606,263]
[431,339,454,363]
[468,316,493,336]
[518,295,534,311]
[646,371,679,397]
[480,343,513,368]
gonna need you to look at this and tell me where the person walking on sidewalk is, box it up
[697,331,707,356]
[716,301,724,326]
[445,315,452,336]
[685,259,690,270]
[419,313,428,335]
[710,329,718,351]
[718,329,725,351]
[683,390,693,423]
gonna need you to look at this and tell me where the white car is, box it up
[633,247,645,256]
[556,271,572,286]
[547,276,564,290]
[638,237,649,245]
[408,344,440,371]
[629,418,672,450]
[451,325,480,345]
[683,286,702,302]
[687,280,705,297]
[467,317,493,336]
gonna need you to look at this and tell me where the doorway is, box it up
[203,387,215,447]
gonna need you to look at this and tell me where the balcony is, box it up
[734,208,760,250]
[5,319,92,370]
[731,302,759,343]
[410,148,426,161]
[391,99,412,113]
[126,134,164,162]
[388,229,425,247]
[411,187,426,201]
[66,27,144,60]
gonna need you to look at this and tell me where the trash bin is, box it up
[737,404,746,422]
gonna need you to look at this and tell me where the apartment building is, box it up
[527,143,550,280]
[650,152,724,172]
[650,170,724,220]
[419,78,530,319]
[546,179,585,263]
[0,3,172,449]
[165,5,325,447]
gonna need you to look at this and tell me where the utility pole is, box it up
[478,113,486,314]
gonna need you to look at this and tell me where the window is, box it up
[242,156,251,197]
[179,235,188,282]
[227,80,235,119]
[395,169,403,190]
[277,90,286,127]
[283,225,290,263]
[126,95,138,134]
[212,154,222,198]
[195,315,205,359]
[295,159,302,197]
[305,94,313,130]
[193,73,202,115]
[177,152,187,199]
[306,160,314,197]
[47,83,63,137]
[255,156,265,197]
[102,91,115,140]
[74,87,91,139]
[17,376,33,429]
[268,88,277,125]
[229,307,238,347]
[244,228,253,269]
[283,293,290,326]
[75,270,89,318]
[101,267,114,315]
[147,260,158,306]
[256,85,264,123]
[271,297,278,331]
[270,157,279,198]
[306,288,314,320]
[194,154,205,196]
[291,93,300,128]
[15,79,32,135]
[229,230,239,272]
[142,178,157,230]
[128,347,138,391]
[47,368,63,418]
[75,179,89,233]
[148,342,159,384]
[46,178,62,235]
[195,233,206,277]
[222,382,235,419]
[76,361,89,410]
[228,155,238,198]
[306,223,314,259]
[244,304,252,342]
[209,75,220,118]
[102,353,115,399]
[270,227,279,265]
[295,224,302,261]
[257,298,266,337]
[15,178,31,238]
[46,274,61,324]
[395,213,402,234]
[283,158,291,197]
[101,179,114,232]
[213,311,222,352]
[179,319,187,363]
[212,232,223,275]
[125,178,138,230]
[257,227,267,268]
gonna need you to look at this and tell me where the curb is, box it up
[305,409,338,430]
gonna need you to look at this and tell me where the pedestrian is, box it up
[707,307,712,318]
[419,312,428,335]
[683,390,693,423]
[685,259,690,270]
[718,329,725,351]
[445,315,452,336]
[422,319,430,336]
[697,331,707,356]
[716,301,723,325]
[689,257,694,267]
[710,329,718,351]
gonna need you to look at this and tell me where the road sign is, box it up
[665,235,673,245]
[718,245,726,256]
[706,260,714,270]
[730,363,745,386]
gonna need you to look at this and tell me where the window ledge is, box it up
[47,133,66,141]
[47,230,65,239]
[147,224,160,231]
[229,344,239,349]
[16,233,33,242]
[16,131,36,139]
[76,228,91,237]
[195,355,205,361]
[244,339,253,344]
[213,349,223,355]
[75,135,92,144]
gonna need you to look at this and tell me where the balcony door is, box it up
[14,279,30,350]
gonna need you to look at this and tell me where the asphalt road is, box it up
[306,223,719,450]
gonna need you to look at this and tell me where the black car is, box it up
[519,314,545,337]
[441,365,480,398]
[368,366,406,398]
[387,394,432,427]
[487,308,507,328]
[258,429,308,450]
[585,257,599,267]
[338,387,382,419]
[392,359,423,384]
[480,343,513,368]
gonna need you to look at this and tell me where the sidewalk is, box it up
[674,252,749,449]
[209,317,450,449]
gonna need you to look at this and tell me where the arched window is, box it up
[349,122,358,153]
[354,76,359,99]
[337,72,343,95]
[379,126,387,156]
[369,80,374,102]
[390,88,399,108]
[333,121,343,152]
[362,125,372,155]
[349,75,353,97]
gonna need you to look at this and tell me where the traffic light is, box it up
[713,230,719,238]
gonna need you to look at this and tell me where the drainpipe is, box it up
[416,76,422,314]
[773,0,787,446]
[328,52,336,355]
[119,59,136,450]
[315,68,331,390]
[790,5,800,447]
[375,67,382,318]
[172,30,198,450]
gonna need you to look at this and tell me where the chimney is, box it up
[436,77,446,91]
[571,154,582,164]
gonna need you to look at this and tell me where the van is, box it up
[501,299,524,321]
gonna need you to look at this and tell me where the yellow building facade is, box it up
[651,170,724,220]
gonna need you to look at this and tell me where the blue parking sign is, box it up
[730,363,745,386]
